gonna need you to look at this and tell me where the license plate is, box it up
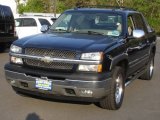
[35,78,52,91]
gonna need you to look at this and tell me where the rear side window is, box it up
[0,5,14,20]
[38,18,51,26]
[23,18,37,26]
[0,5,15,35]
[3,6,14,20]
[15,18,22,27]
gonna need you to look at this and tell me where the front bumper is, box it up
[4,64,112,102]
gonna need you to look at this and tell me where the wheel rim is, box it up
[115,75,123,104]
[149,59,154,77]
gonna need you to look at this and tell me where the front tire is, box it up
[99,66,125,110]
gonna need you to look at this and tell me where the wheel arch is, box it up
[149,41,156,56]
[110,54,129,77]
[151,46,156,56]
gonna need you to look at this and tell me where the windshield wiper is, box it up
[50,29,70,33]
[87,31,105,35]
[73,30,105,35]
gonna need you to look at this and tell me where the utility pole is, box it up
[15,0,20,14]
[54,0,57,18]
[50,0,57,18]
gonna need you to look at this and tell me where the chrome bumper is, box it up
[5,70,111,99]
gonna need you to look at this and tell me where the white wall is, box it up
[0,0,17,15]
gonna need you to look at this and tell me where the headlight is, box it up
[78,64,102,72]
[81,52,103,61]
[10,45,22,53]
[10,56,23,64]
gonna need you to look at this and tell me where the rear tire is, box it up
[99,66,125,110]
[140,54,154,80]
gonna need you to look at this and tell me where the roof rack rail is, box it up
[75,5,136,11]
[19,12,60,18]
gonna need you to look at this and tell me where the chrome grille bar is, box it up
[10,53,101,65]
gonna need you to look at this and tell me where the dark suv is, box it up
[0,4,18,52]
[4,7,156,110]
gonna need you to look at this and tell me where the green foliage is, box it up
[125,0,160,35]
[17,4,25,14]
[25,0,44,12]
[17,0,160,35]
[17,0,46,13]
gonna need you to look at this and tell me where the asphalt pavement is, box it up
[0,38,160,120]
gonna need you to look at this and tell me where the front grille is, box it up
[25,48,77,59]
[24,59,74,70]
[24,48,77,71]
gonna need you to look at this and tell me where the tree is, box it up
[15,0,20,13]
[17,0,47,13]
[17,0,160,34]
[24,0,44,12]
[17,4,25,14]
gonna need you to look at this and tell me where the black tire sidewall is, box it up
[148,54,154,79]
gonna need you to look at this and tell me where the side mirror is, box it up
[41,25,49,33]
[133,29,145,38]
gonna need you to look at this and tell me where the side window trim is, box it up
[141,14,152,33]
[127,15,135,36]
[129,16,135,29]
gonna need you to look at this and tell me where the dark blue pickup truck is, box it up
[4,7,156,110]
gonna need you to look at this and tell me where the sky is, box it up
[0,0,17,14]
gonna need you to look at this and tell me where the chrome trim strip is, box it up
[129,54,149,68]
[129,54,149,65]
[65,78,111,83]
[10,53,101,65]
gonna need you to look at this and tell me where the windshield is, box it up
[50,11,123,36]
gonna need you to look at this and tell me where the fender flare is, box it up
[109,53,129,70]
[149,42,156,56]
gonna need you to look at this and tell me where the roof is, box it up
[65,6,140,15]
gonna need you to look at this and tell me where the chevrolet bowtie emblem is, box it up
[41,56,52,63]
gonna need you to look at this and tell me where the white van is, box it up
[15,16,53,38]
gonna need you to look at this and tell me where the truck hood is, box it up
[14,33,118,52]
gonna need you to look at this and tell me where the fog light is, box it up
[81,90,93,95]
[10,56,23,64]
[10,80,16,84]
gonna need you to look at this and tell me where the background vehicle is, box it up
[4,6,156,110]
[51,18,57,23]
[0,4,18,52]
[15,16,53,39]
